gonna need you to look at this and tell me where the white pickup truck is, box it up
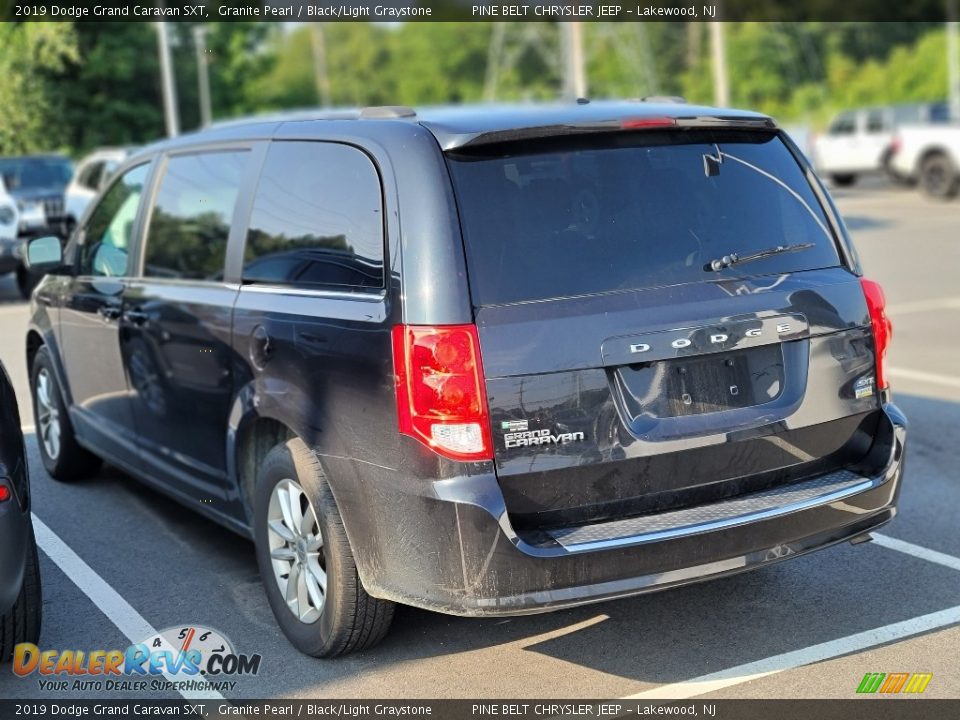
[888,124,960,199]
[811,103,949,187]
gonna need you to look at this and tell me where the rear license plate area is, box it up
[615,345,785,420]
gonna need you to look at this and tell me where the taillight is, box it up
[890,136,902,155]
[0,481,10,503]
[392,324,493,462]
[860,278,892,390]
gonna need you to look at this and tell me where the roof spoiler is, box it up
[434,115,778,151]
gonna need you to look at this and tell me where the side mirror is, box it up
[25,235,64,273]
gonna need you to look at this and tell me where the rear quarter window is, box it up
[446,130,842,306]
[242,141,384,292]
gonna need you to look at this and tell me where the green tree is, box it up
[386,23,492,104]
[205,22,275,117]
[0,22,77,154]
[55,22,165,154]
[247,24,320,110]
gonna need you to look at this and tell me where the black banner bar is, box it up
[1,0,955,22]
[0,700,956,720]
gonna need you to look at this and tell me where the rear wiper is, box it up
[705,243,815,272]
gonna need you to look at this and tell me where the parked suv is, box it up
[0,154,74,297]
[25,102,906,657]
[0,360,42,661]
[65,147,133,227]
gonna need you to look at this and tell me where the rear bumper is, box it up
[336,403,906,616]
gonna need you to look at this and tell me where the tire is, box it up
[830,174,857,187]
[254,438,394,657]
[919,152,960,200]
[30,346,101,481]
[0,523,42,661]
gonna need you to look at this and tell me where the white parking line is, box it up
[518,614,609,649]
[31,515,225,701]
[887,367,960,389]
[622,534,960,700]
[873,533,960,573]
[622,605,960,700]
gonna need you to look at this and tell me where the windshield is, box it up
[0,157,74,191]
[446,131,842,306]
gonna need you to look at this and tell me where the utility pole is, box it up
[193,25,212,127]
[310,23,332,108]
[156,21,179,137]
[562,22,587,100]
[484,23,507,101]
[949,0,960,121]
[710,21,730,107]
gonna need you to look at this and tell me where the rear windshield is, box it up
[446,131,842,306]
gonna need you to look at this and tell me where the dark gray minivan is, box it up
[25,102,905,657]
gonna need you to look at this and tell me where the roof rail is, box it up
[360,106,417,119]
[640,96,688,104]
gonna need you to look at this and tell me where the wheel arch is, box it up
[231,408,295,529]
[226,383,376,581]
[25,325,73,407]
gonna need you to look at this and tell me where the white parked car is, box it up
[65,147,132,225]
[0,178,23,286]
[811,103,949,186]
[888,124,960,199]
[0,177,18,240]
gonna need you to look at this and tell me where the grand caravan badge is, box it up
[504,428,586,448]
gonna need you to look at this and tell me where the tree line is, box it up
[0,21,949,156]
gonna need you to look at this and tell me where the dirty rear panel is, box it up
[445,128,883,530]
[477,274,880,528]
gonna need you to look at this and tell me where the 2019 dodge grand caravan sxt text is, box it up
[24,102,906,657]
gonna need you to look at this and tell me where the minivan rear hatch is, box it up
[444,125,882,531]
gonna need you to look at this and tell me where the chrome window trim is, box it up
[238,283,386,303]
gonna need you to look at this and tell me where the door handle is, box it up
[123,309,149,325]
[97,305,121,321]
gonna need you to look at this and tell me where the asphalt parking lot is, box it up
[0,182,958,701]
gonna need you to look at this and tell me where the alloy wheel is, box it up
[35,369,61,460]
[267,478,327,624]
